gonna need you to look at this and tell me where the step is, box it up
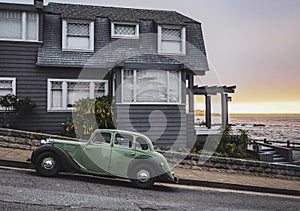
[273,154,282,158]
[273,157,285,162]
[259,150,276,154]
[260,146,274,150]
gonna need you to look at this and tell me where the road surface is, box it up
[0,167,299,210]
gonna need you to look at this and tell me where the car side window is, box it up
[92,132,111,145]
[114,133,133,148]
[135,137,149,151]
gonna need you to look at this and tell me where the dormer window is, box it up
[158,26,186,55]
[111,22,139,39]
[62,20,94,51]
[0,10,39,41]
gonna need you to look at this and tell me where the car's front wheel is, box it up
[130,164,155,189]
[35,152,60,177]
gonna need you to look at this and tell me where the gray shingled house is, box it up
[0,1,233,147]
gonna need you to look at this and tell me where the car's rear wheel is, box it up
[130,164,155,189]
[35,152,60,177]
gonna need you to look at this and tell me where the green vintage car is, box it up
[31,129,176,188]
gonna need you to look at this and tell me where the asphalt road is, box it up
[0,167,299,211]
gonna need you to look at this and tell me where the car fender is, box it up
[31,144,81,172]
[127,155,165,179]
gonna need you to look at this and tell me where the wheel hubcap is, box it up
[42,157,55,170]
[137,169,150,182]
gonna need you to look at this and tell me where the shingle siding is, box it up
[45,3,196,25]
[0,41,81,134]
[116,104,187,147]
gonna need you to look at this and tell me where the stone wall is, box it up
[159,151,300,180]
[1,128,299,180]
[0,128,80,150]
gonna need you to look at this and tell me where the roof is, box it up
[45,2,198,25]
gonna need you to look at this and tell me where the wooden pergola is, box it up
[187,82,236,129]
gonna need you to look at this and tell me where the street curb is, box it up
[1,159,300,196]
[0,159,32,169]
[178,179,300,197]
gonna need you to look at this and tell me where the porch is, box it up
[186,74,236,141]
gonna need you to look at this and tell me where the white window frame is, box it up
[0,78,16,111]
[157,25,186,55]
[121,69,182,105]
[47,79,108,112]
[62,20,95,52]
[111,22,139,39]
[0,11,39,42]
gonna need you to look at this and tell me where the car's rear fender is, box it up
[127,155,166,180]
[31,144,81,172]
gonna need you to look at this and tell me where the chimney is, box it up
[34,0,44,11]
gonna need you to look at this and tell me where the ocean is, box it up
[229,114,300,144]
[196,114,300,144]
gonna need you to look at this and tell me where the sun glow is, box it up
[228,102,300,114]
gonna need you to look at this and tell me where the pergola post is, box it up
[221,93,229,128]
[188,74,194,113]
[205,95,212,129]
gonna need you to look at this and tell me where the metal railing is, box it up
[256,139,300,150]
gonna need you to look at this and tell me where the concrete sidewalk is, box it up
[0,147,300,196]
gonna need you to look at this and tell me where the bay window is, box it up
[48,79,108,111]
[122,69,181,103]
[62,20,94,51]
[0,10,38,41]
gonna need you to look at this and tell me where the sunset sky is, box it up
[3,0,300,113]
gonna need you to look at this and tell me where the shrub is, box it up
[0,94,19,108]
[64,96,115,139]
[191,126,256,159]
[0,94,36,113]
[0,94,36,127]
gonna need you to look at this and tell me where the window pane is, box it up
[0,10,22,39]
[123,70,134,102]
[67,37,89,50]
[0,80,13,96]
[93,132,111,144]
[136,137,149,151]
[169,71,180,102]
[94,82,106,98]
[26,12,37,40]
[136,70,167,102]
[0,80,12,89]
[115,133,133,148]
[161,41,181,54]
[67,23,89,36]
[67,82,89,107]
[114,24,136,36]
[162,28,181,41]
[51,82,62,109]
